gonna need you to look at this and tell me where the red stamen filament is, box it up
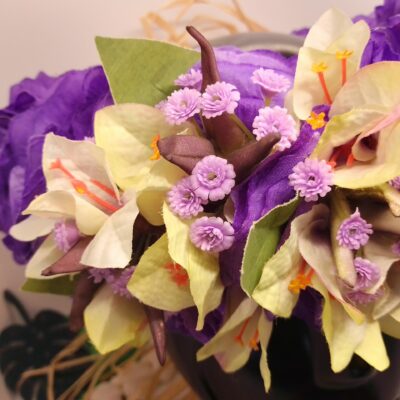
[249,329,260,351]
[317,72,333,105]
[234,318,251,347]
[90,178,118,199]
[328,138,357,169]
[165,262,189,287]
[50,158,119,213]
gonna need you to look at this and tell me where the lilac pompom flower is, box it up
[175,68,202,91]
[252,106,298,151]
[201,82,240,119]
[53,220,80,253]
[390,176,400,190]
[163,87,201,125]
[192,155,236,202]
[353,257,380,290]
[167,177,204,219]
[251,68,290,101]
[289,158,333,202]
[88,267,134,299]
[190,217,234,252]
[336,208,373,250]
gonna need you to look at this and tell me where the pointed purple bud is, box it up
[158,135,215,174]
[144,305,166,366]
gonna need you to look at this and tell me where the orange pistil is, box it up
[234,318,251,346]
[306,111,326,130]
[165,262,189,287]
[336,50,353,86]
[328,138,357,169]
[248,329,260,351]
[312,62,332,105]
[150,134,161,161]
[50,158,119,213]
[288,259,314,294]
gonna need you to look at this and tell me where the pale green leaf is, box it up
[241,197,299,295]
[95,37,200,105]
[22,276,78,296]
[163,203,224,330]
[84,284,149,354]
[128,234,194,311]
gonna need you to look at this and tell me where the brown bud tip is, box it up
[158,135,215,174]
[144,305,166,366]
[41,237,92,277]
[69,271,99,332]
[227,133,280,183]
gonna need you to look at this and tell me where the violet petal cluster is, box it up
[288,158,333,202]
[53,220,81,253]
[201,82,240,119]
[88,267,134,299]
[0,67,112,264]
[175,68,202,91]
[167,177,204,219]
[390,176,400,190]
[251,68,290,99]
[252,106,298,151]
[190,216,234,252]
[192,155,236,202]
[336,208,373,250]
[354,257,381,290]
[163,88,201,125]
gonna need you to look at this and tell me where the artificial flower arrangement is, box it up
[2,1,400,396]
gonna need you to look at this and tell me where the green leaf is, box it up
[22,276,79,296]
[241,197,299,295]
[96,37,200,105]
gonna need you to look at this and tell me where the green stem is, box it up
[229,114,254,141]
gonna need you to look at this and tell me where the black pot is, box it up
[168,317,400,400]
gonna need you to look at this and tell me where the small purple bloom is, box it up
[336,209,373,250]
[192,155,236,202]
[288,158,333,202]
[163,88,201,125]
[347,288,383,305]
[53,220,81,253]
[175,68,202,91]
[167,177,204,219]
[354,257,381,290]
[252,106,298,151]
[201,82,240,119]
[392,241,400,256]
[88,267,134,298]
[390,176,400,190]
[190,216,234,252]
[251,68,290,99]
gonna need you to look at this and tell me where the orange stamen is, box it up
[312,62,332,105]
[165,262,189,287]
[346,152,355,167]
[306,112,326,130]
[150,134,161,161]
[90,178,118,199]
[336,50,353,86]
[249,329,260,351]
[234,318,250,346]
[328,138,357,169]
[51,158,119,213]
[288,259,313,294]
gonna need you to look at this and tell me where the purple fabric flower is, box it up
[347,288,383,305]
[212,47,297,129]
[251,68,290,100]
[163,88,201,125]
[390,176,400,190]
[252,106,298,151]
[88,267,134,298]
[220,127,321,286]
[0,67,112,263]
[191,155,235,202]
[175,68,202,91]
[167,177,204,219]
[190,217,234,252]
[336,209,373,250]
[356,0,400,64]
[289,159,333,202]
[53,220,81,253]
[201,81,240,118]
[353,257,381,290]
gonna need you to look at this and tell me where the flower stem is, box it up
[229,114,254,141]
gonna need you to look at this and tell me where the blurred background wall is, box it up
[0,0,380,398]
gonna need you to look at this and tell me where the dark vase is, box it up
[167,317,400,400]
[167,33,400,400]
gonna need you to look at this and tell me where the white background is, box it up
[0,0,380,398]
